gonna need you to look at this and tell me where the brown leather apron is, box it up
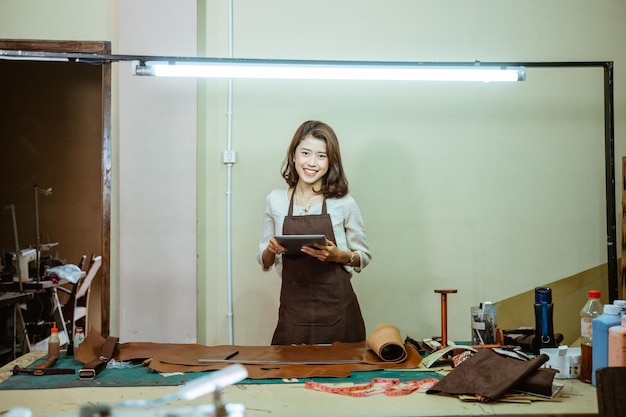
[271,192,366,345]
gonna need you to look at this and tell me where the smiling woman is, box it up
[257,120,373,345]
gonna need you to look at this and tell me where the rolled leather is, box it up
[366,323,407,363]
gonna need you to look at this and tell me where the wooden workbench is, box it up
[0,351,599,417]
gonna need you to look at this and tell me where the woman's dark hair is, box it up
[281,120,349,198]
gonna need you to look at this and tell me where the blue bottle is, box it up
[532,287,557,353]
[591,304,621,386]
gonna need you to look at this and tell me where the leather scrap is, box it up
[79,335,119,380]
[426,348,555,402]
[34,356,58,369]
[502,328,564,354]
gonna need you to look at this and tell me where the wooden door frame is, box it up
[0,39,112,336]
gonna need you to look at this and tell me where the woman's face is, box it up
[294,136,329,188]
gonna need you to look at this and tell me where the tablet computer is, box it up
[275,234,326,255]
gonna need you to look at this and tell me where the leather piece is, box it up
[76,329,422,379]
[426,348,552,401]
[79,335,119,379]
[146,342,423,378]
[502,328,564,354]
[513,367,559,397]
[366,323,407,363]
[75,328,106,363]
[13,365,75,376]
[34,357,58,369]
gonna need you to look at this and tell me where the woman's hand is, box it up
[267,237,286,255]
[262,237,286,269]
[301,239,346,263]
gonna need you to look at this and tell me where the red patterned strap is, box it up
[305,377,439,397]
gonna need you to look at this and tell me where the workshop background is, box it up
[1,0,625,347]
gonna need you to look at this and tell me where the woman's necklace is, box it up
[295,192,322,215]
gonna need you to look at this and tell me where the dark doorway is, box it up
[0,39,111,338]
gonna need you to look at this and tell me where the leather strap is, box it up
[78,335,119,380]
[34,356,58,369]
[13,365,75,376]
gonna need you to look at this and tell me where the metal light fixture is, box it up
[0,49,526,82]
[132,58,526,82]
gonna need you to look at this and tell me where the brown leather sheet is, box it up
[77,326,422,379]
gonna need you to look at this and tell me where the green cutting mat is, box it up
[0,354,442,390]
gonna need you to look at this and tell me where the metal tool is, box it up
[12,365,75,376]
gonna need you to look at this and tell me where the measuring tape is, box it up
[304,377,440,397]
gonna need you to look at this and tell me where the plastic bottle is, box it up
[608,314,626,366]
[73,327,85,359]
[613,299,626,315]
[48,322,61,359]
[591,304,621,386]
[532,287,556,353]
[579,290,602,383]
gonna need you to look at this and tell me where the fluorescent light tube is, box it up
[0,56,69,62]
[132,60,526,82]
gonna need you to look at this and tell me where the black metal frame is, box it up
[520,61,616,302]
[0,50,616,300]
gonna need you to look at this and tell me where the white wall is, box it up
[117,0,198,342]
[2,0,626,345]
[198,0,626,345]
[0,0,114,41]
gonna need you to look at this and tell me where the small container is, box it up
[591,304,621,386]
[608,314,626,366]
[579,290,602,384]
[471,302,497,345]
[48,322,60,359]
[613,299,626,315]
[540,346,581,379]
[73,327,85,359]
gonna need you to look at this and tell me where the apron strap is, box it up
[288,189,295,216]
